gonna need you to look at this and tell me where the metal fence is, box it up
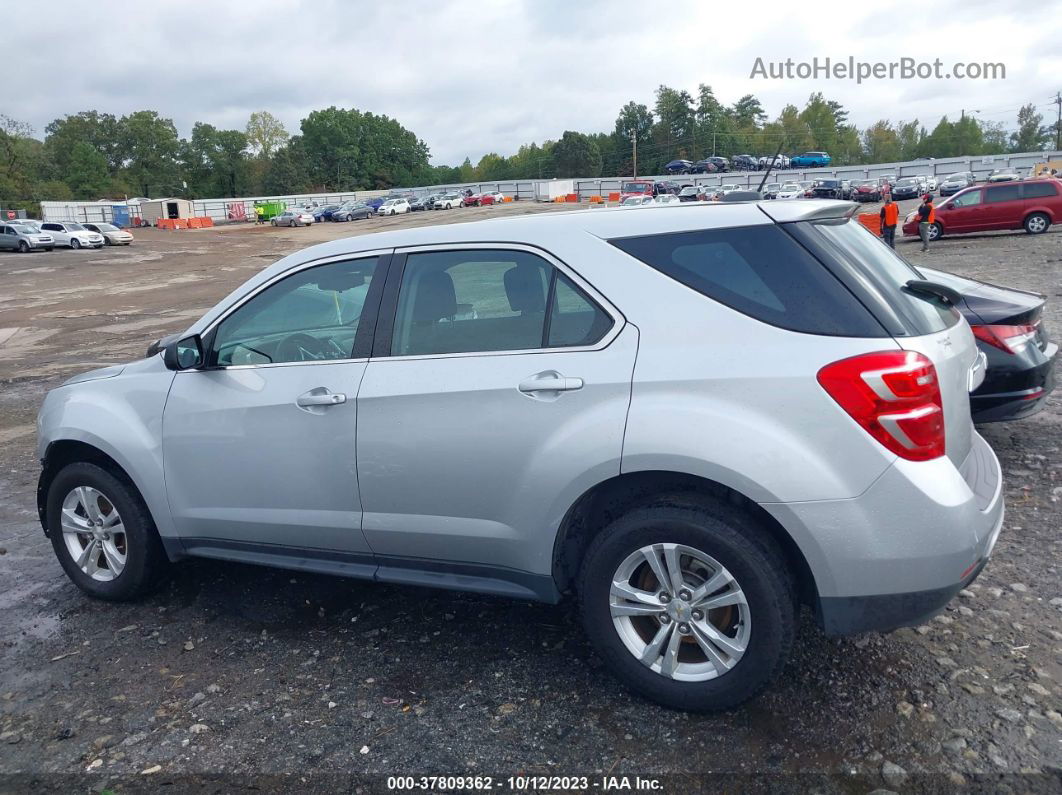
[40,149,1061,223]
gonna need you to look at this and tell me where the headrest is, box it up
[504,263,546,313]
[412,270,457,322]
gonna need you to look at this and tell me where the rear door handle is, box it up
[296,388,347,408]
[518,371,584,394]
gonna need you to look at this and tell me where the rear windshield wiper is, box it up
[904,279,963,306]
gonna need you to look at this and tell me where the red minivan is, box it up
[903,178,1062,241]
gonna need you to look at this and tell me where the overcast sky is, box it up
[9,0,1062,164]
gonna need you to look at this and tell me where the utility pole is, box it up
[1055,92,1061,151]
[631,130,638,179]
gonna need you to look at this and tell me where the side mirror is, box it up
[163,334,204,371]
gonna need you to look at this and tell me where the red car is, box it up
[478,191,504,206]
[851,180,882,202]
[461,193,482,207]
[619,179,654,202]
[903,179,1061,241]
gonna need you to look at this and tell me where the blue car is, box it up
[790,151,832,168]
[364,197,386,213]
[312,204,341,222]
[664,159,693,174]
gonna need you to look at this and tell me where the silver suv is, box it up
[37,201,1003,710]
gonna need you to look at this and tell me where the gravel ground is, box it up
[0,200,1059,793]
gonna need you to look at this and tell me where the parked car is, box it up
[40,222,104,249]
[479,191,506,206]
[654,194,681,204]
[619,195,655,208]
[38,199,1002,712]
[82,222,134,246]
[409,197,427,212]
[939,172,977,196]
[776,183,804,200]
[718,184,739,196]
[732,154,759,171]
[703,156,729,173]
[379,198,411,216]
[987,168,1019,183]
[364,197,386,213]
[0,222,54,252]
[798,180,815,197]
[890,176,924,200]
[433,193,463,210]
[811,179,845,199]
[331,202,373,222]
[271,210,314,227]
[653,181,681,196]
[920,175,939,191]
[790,151,831,168]
[677,186,703,202]
[664,159,694,175]
[462,193,483,207]
[690,159,718,174]
[762,183,782,200]
[851,180,882,202]
[312,205,340,223]
[902,179,1061,241]
[758,154,790,171]
[916,267,1057,423]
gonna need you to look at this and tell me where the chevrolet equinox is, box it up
[37,200,1003,711]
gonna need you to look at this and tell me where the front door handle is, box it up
[296,388,347,408]
[518,371,584,395]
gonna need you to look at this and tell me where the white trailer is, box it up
[533,179,575,202]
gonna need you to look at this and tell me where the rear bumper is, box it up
[970,342,1057,423]
[762,431,1004,635]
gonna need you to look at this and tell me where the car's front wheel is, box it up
[1024,212,1049,234]
[578,497,794,712]
[47,462,168,601]
[70,238,81,250]
[928,221,943,241]
[18,240,29,253]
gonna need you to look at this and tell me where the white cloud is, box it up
[9,0,1062,164]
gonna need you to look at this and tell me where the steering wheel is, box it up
[275,333,332,362]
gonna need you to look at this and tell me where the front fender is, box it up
[37,356,176,539]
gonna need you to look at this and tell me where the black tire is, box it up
[70,238,81,250]
[18,240,29,253]
[929,221,943,241]
[271,219,277,226]
[46,462,168,601]
[46,247,54,252]
[578,496,795,712]
[104,237,113,246]
[1024,212,1050,235]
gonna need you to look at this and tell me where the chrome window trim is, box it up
[378,241,626,362]
[192,248,392,372]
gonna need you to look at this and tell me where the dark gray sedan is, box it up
[330,202,374,222]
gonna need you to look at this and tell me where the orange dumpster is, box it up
[857,213,881,235]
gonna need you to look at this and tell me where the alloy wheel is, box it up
[60,486,127,582]
[610,543,750,682]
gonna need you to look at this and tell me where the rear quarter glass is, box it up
[609,224,886,337]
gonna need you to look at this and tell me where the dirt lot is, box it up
[0,199,1060,792]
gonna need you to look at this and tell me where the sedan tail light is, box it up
[970,323,1038,355]
[817,351,945,461]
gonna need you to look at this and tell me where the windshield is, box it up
[896,178,918,186]
[858,181,875,187]
[992,168,1015,174]
[766,183,780,190]
[819,180,840,187]
[622,182,651,194]
[95,223,118,231]
[781,184,800,190]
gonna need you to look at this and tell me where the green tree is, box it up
[896,120,924,160]
[66,141,110,198]
[651,85,695,169]
[245,111,289,158]
[45,111,125,172]
[551,130,601,177]
[262,137,310,194]
[862,121,902,164]
[731,94,766,128]
[979,120,1009,154]
[1010,103,1048,152]
[120,110,181,196]
[475,152,511,181]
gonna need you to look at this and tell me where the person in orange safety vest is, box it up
[879,196,900,248]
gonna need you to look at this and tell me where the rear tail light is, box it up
[970,323,1038,355]
[817,351,945,461]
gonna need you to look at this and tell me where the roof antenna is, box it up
[758,139,786,193]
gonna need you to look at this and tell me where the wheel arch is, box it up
[551,470,819,607]
[38,439,146,534]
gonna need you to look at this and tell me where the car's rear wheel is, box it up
[71,238,81,249]
[1024,212,1049,235]
[18,240,29,253]
[578,497,795,711]
[47,462,168,601]
[928,222,943,241]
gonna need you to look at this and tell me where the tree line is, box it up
[1,86,1057,212]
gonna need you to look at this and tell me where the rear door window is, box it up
[610,224,885,336]
[985,185,1021,203]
